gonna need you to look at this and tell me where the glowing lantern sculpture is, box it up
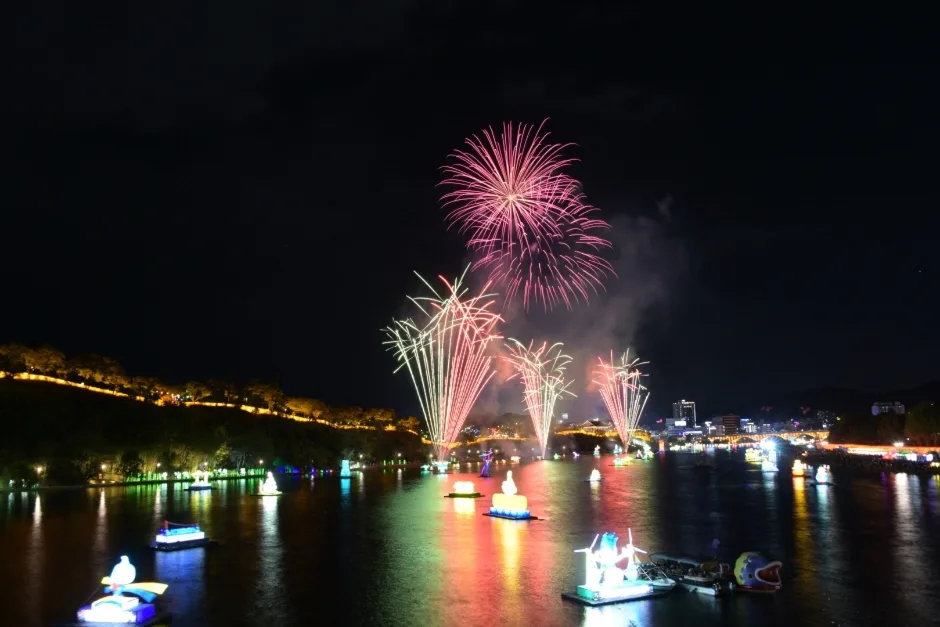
[72,556,169,624]
[485,471,536,520]
[446,480,483,498]
[561,530,676,605]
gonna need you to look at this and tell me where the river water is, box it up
[2,452,939,627]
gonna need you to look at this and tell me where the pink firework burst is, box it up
[440,119,614,311]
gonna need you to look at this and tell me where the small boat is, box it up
[694,459,714,471]
[149,521,215,551]
[745,448,762,463]
[649,552,735,596]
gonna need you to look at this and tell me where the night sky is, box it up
[7,4,937,420]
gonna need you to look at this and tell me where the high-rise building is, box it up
[720,414,741,435]
[672,400,697,427]
[872,402,905,416]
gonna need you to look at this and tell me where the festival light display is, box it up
[587,468,602,482]
[593,350,650,452]
[76,556,168,624]
[187,469,212,491]
[258,471,281,496]
[504,339,575,458]
[562,529,674,605]
[487,471,534,520]
[384,270,502,460]
[792,459,806,477]
[440,120,613,311]
[447,481,483,498]
[339,459,352,478]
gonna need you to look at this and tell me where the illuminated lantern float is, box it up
[149,521,213,551]
[58,556,169,625]
[813,465,833,485]
[484,471,537,520]
[446,481,483,498]
[187,469,213,491]
[792,459,806,477]
[258,471,281,496]
[562,529,676,606]
[585,468,603,482]
[339,459,352,478]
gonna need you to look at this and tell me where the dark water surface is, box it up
[3,452,940,627]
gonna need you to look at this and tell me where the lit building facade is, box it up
[672,400,697,427]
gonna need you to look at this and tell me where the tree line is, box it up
[0,374,424,488]
[827,402,940,447]
[0,343,420,434]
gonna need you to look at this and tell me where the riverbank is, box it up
[804,449,940,476]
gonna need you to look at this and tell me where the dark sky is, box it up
[6,4,937,419]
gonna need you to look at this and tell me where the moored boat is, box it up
[649,552,734,596]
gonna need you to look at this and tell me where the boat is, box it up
[744,448,762,463]
[562,529,676,606]
[694,458,714,471]
[649,552,734,596]
[149,521,214,551]
[55,556,170,626]
[257,471,281,496]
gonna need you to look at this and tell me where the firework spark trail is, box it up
[440,119,614,311]
[593,350,650,450]
[384,270,503,460]
[504,339,576,457]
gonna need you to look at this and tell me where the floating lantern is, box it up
[485,471,535,520]
[446,481,483,498]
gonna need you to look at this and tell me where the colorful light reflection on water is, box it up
[1,460,940,626]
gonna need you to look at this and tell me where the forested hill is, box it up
[0,378,422,487]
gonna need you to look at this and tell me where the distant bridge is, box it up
[709,430,829,444]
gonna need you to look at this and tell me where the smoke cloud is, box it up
[471,204,687,422]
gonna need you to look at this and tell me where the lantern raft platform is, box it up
[53,612,172,627]
[482,512,540,521]
[445,481,484,498]
[561,583,671,606]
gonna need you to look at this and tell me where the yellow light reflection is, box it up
[791,477,817,605]
[453,497,476,516]
[93,489,107,557]
[497,520,521,594]
[25,494,43,617]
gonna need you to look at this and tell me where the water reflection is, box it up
[154,544,206,625]
[255,496,285,624]
[93,489,107,557]
[23,495,42,617]
[893,474,930,624]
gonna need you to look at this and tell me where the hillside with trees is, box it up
[826,402,940,446]
[0,343,424,487]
